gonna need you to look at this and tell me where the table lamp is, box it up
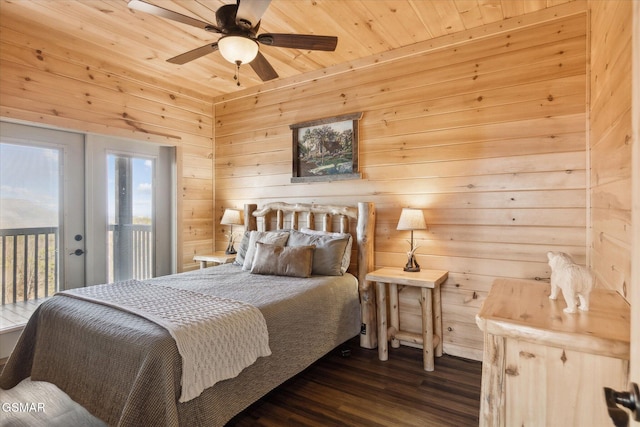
[221,208,244,254]
[397,208,427,272]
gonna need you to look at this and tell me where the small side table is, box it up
[193,252,236,269]
[366,267,448,371]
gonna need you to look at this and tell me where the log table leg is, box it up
[376,281,388,361]
[433,284,443,357]
[421,288,434,371]
[389,283,400,348]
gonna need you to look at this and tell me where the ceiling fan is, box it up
[128,0,338,85]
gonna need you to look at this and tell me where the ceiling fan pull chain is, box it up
[234,61,241,86]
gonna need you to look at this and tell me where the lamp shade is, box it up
[218,36,259,65]
[220,208,244,226]
[396,208,426,230]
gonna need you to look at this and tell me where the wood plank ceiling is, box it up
[1,0,574,99]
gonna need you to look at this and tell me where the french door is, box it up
[0,122,174,300]
[86,134,174,286]
[0,121,85,299]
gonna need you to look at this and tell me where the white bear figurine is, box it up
[547,251,594,314]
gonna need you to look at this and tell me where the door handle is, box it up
[604,383,639,427]
[70,249,85,256]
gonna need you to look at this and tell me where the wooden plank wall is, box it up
[0,7,215,272]
[589,0,634,303]
[630,0,640,390]
[214,3,588,360]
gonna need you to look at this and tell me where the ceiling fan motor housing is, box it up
[216,4,259,35]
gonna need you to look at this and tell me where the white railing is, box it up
[108,224,153,282]
[1,224,153,305]
[0,227,58,305]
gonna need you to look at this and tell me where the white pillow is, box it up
[241,231,290,271]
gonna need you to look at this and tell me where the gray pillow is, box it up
[287,229,350,276]
[250,243,315,278]
[242,231,290,271]
[233,230,251,266]
[300,227,352,274]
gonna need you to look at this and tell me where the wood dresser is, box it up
[476,278,630,427]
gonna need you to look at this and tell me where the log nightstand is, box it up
[193,252,236,269]
[366,267,448,371]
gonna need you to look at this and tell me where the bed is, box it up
[0,201,377,426]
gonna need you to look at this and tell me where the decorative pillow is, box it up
[241,231,290,271]
[233,230,251,266]
[287,229,350,276]
[300,227,353,274]
[251,243,315,278]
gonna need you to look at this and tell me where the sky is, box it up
[0,142,60,228]
[107,154,154,223]
[0,142,153,229]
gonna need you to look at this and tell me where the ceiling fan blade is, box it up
[167,43,219,65]
[128,0,221,32]
[250,51,279,81]
[236,0,272,29]
[257,33,338,51]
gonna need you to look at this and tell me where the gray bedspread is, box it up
[0,264,361,426]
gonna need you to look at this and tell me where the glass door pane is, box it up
[0,143,60,304]
[0,121,85,311]
[107,154,154,282]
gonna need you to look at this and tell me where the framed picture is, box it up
[290,112,363,183]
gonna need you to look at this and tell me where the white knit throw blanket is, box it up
[59,280,271,402]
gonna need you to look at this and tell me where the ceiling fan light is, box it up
[218,36,259,65]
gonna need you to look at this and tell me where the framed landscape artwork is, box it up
[290,112,363,183]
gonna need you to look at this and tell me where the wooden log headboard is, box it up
[244,202,377,349]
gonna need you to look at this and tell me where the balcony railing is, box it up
[109,224,153,283]
[1,225,153,306]
[0,227,58,305]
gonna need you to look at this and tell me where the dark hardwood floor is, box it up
[0,338,481,427]
[227,337,482,427]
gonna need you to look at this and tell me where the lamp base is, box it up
[225,236,236,255]
[403,255,421,272]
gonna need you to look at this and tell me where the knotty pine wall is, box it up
[1,0,633,363]
[214,3,588,360]
[589,0,633,303]
[0,14,214,272]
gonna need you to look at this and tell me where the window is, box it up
[108,154,155,282]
